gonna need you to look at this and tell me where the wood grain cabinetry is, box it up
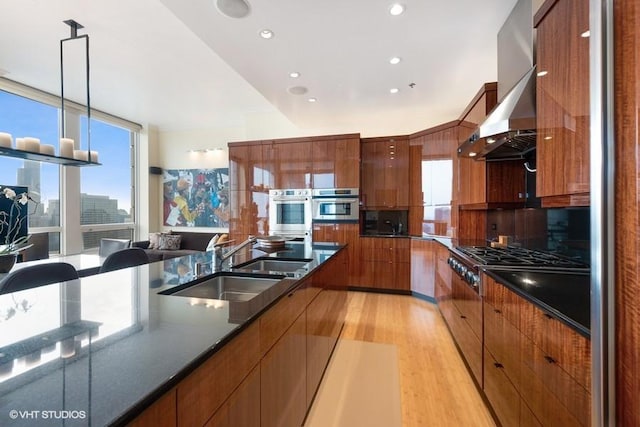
[483,274,590,427]
[613,1,640,425]
[261,312,307,427]
[355,237,410,290]
[410,238,436,298]
[535,0,590,206]
[204,366,260,427]
[266,141,313,189]
[434,243,452,305]
[311,135,360,188]
[306,250,348,407]
[132,252,347,427]
[448,274,483,385]
[312,222,359,284]
[128,389,177,427]
[360,136,409,209]
[176,322,261,427]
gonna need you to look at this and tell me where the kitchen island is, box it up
[0,241,348,426]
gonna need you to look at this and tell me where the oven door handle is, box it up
[271,197,310,202]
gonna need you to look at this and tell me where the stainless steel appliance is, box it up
[311,188,359,222]
[455,246,589,271]
[268,189,312,240]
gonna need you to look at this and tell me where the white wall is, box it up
[145,112,305,236]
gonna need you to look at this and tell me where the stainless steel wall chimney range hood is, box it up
[458,0,542,161]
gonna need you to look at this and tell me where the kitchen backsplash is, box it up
[361,210,409,236]
[487,207,590,264]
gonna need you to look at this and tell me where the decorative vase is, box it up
[0,253,17,273]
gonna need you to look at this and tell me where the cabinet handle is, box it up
[544,355,556,364]
[460,315,466,319]
[494,309,501,314]
[494,363,504,369]
[543,313,553,319]
[288,292,295,298]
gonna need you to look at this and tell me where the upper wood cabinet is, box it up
[312,135,360,188]
[229,143,271,192]
[535,0,590,206]
[267,140,313,189]
[360,136,409,209]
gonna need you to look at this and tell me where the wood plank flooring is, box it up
[339,291,496,427]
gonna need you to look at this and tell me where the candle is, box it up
[15,138,25,150]
[60,138,74,158]
[23,137,40,152]
[73,149,88,161]
[0,132,12,148]
[88,150,99,163]
[39,144,55,156]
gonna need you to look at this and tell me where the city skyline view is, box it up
[0,90,134,219]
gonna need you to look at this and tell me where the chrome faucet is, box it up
[215,236,257,263]
[194,236,257,277]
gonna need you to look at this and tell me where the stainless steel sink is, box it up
[164,274,284,302]
[235,258,312,273]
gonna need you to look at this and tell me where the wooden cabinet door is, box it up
[536,0,590,202]
[312,136,360,189]
[229,190,268,242]
[484,347,521,427]
[271,141,312,189]
[384,138,409,208]
[261,312,307,427]
[177,323,260,427]
[410,239,435,298]
[361,137,409,208]
[204,366,260,427]
[360,140,384,208]
[306,290,333,407]
[129,389,176,427]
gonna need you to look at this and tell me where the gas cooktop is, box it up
[456,246,589,270]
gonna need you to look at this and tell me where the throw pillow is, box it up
[148,232,162,250]
[158,234,182,250]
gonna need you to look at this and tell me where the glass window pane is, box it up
[0,91,61,228]
[80,117,133,226]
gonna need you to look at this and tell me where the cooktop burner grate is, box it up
[456,246,589,269]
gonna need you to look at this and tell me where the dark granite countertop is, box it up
[483,268,590,338]
[0,241,344,426]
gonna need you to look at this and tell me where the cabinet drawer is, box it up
[484,347,520,427]
[520,301,591,390]
[448,303,482,385]
[177,322,260,427]
[520,335,590,427]
[360,237,410,262]
[260,281,309,355]
[483,301,522,390]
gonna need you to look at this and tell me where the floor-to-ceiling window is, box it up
[0,81,140,255]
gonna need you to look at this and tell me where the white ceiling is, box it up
[0,0,518,137]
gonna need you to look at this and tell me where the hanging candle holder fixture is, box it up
[60,19,98,165]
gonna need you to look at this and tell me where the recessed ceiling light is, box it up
[390,88,399,94]
[389,56,401,65]
[389,3,405,16]
[259,29,274,39]
[581,30,590,38]
[289,72,300,78]
[308,97,317,103]
[537,70,548,77]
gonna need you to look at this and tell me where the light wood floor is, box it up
[340,291,496,427]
